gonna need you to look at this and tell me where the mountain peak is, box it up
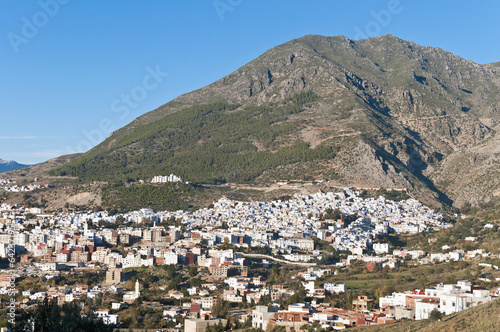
[48,34,500,210]
[0,159,31,173]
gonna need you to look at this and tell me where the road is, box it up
[239,252,317,266]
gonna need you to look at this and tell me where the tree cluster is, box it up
[50,92,337,188]
[9,299,115,332]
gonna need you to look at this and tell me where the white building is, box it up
[373,243,390,254]
[164,251,178,265]
[252,306,275,331]
[449,251,462,261]
[94,309,118,324]
[415,299,439,320]
[303,281,315,296]
[151,174,183,183]
[323,283,347,293]
[123,280,140,303]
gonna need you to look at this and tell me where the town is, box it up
[1,188,498,331]
[0,178,50,193]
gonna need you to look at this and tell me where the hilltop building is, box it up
[151,174,182,183]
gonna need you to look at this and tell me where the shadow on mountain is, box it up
[404,127,424,144]
[369,138,453,207]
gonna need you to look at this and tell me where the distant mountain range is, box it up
[43,34,500,209]
[0,159,31,173]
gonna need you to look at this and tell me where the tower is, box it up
[105,268,122,285]
[135,279,140,297]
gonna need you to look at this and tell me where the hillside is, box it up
[352,298,500,332]
[42,34,500,210]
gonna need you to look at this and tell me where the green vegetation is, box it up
[358,188,411,202]
[429,309,443,321]
[50,92,336,185]
[9,299,115,332]
[211,300,232,320]
[404,216,500,254]
[101,182,197,212]
[317,259,488,305]
[461,197,500,222]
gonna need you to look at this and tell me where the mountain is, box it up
[49,34,500,209]
[0,159,31,173]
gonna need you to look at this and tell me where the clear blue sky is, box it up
[1,0,499,164]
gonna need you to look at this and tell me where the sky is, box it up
[1,0,499,164]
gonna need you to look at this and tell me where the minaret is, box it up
[135,280,140,297]
[109,257,117,269]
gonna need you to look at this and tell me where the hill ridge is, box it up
[0,158,31,173]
